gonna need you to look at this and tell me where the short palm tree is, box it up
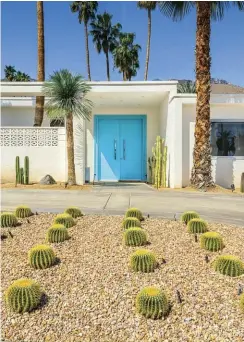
[43,70,93,185]
[178,80,196,93]
[90,12,122,81]
[159,1,244,189]
[70,1,98,81]
[137,1,157,80]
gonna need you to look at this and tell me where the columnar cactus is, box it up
[24,156,29,185]
[5,278,42,313]
[130,249,157,273]
[19,167,24,184]
[123,217,141,230]
[200,232,224,252]
[124,227,147,246]
[187,218,208,234]
[54,213,75,228]
[15,156,20,184]
[46,224,69,243]
[240,293,244,312]
[64,207,83,218]
[15,205,32,218]
[1,212,18,228]
[181,211,200,224]
[28,244,56,269]
[125,208,143,221]
[212,255,244,277]
[136,286,169,319]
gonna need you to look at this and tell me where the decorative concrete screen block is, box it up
[0,128,59,147]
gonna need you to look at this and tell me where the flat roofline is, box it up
[0,80,178,86]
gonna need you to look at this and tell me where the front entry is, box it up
[95,115,146,181]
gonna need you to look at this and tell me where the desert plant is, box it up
[24,156,29,185]
[64,206,83,218]
[187,218,208,234]
[136,286,169,319]
[5,278,42,313]
[124,227,147,246]
[46,224,69,243]
[28,244,56,269]
[123,217,141,230]
[15,205,32,218]
[212,255,244,277]
[130,249,157,273]
[54,213,75,228]
[200,232,224,252]
[15,156,20,184]
[181,211,200,224]
[241,172,244,193]
[240,293,244,312]
[0,212,18,228]
[125,208,144,221]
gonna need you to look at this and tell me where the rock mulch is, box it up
[1,214,244,342]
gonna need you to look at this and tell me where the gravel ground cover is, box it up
[1,214,244,342]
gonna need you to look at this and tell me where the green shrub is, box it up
[181,211,200,224]
[46,224,69,243]
[123,217,141,230]
[125,208,143,221]
[64,207,83,218]
[124,227,147,246]
[200,232,224,252]
[0,212,18,228]
[28,244,56,269]
[240,293,244,312]
[136,286,169,319]
[15,205,32,218]
[5,278,42,313]
[130,249,157,273]
[54,213,75,228]
[212,255,244,277]
[187,218,208,234]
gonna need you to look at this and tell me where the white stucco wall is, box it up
[1,107,50,127]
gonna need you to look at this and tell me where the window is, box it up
[211,122,244,157]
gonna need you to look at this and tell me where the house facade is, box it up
[1,81,244,188]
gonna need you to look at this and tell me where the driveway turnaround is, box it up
[1,183,244,226]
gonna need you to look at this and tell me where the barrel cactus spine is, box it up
[124,227,147,247]
[15,205,32,218]
[28,244,56,269]
[212,255,244,277]
[123,217,141,230]
[130,249,157,273]
[54,213,75,228]
[64,207,83,218]
[1,212,18,228]
[125,208,144,221]
[46,224,69,243]
[181,211,200,224]
[187,218,208,234]
[24,156,29,185]
[200,232,224,252]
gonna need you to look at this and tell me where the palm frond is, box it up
[158,1,194,21]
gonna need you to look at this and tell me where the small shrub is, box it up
[54,213,75,228]
[200,232,224,252]
[124,227,147,246]
[5,278,42,313]
[28,244,56,269]
[15,205,32,218]
[64,207,83,218]
[46,224,69,243]
[125,208,143,221]
[212,255,244,277]
[187,218,208,234]
[181,211,200,224]
[136,286,169,319]
[240,293,244,312]
[130,249,157,273]
[1,212,18,228]
[123,217,141,230]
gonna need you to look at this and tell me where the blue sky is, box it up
[1,1,244,85]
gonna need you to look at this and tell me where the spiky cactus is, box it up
[130,249,157,273]
[125,208,143,221]
[200,232,224,252]
[15,205,32,218]
[240,293,244,312]
[181,211,200,224]
[212,255,244,277]
[187,218,208,234]
[54,213,75,228]
[15,156,20,184]
[28,244,56,269]
[1,212,18,228]
[46,224,69,243]
[124,227,147,246]
[123,217,141,230]
[64,207,83,218]
[24,156,29,185]
[5,278,42,313]
[136,286,169,319]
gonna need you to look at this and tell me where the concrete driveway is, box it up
[1,183,244,226]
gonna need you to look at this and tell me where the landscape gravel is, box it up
[1,213,244,342]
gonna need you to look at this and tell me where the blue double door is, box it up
[96,116,145,181]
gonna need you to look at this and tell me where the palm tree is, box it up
[137,1,157,80]
[159,1,244,189]
[90,12,122,81]
[15,71,31,82]
[177,80,196,93]
[34,1,45,127]
[113,33,141,81]
[70,1,98,81]
[43,70,93,185]
[4,65,17,81]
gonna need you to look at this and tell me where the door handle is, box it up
[114,139,117,160]
[123,139,126,160]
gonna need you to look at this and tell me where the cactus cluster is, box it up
[212,255,244,277]
[5,278,42,313]
[46,224,69,243]
[200,232,224,252]
[64,207,83,218]
[54,213,75,228]
[125,208,143,221]
[15,205,32,218]
[187,218,208,234]
[15,156,29,185]
[123,217,141,230]
[28,244,56,269]
[136,286,169,319]
[1,212,18,228]
[130,249,157,273]
[181,211,200,224]
[124,227,147,246]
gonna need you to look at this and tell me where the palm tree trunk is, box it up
[66,113,76,185]
[105,51,110,81]
[190,1,214,189]
[84,22,91,81]
[144,9,151,81]
[34,1,45,127]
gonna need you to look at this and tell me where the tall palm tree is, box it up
[137,1,157,80]
[4,65,17,81]
[90,12,122,81]
[43,70,93,185]
[159,1,244,189]
[34,1,45,127]
[113,33,141,81]
[70,1,98,81]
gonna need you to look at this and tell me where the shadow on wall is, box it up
[214,157,234,189]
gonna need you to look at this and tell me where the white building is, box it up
[1,81,244,188]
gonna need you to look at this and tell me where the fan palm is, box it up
[43,70,93,185]
[4,65,17,81]
[177,81,196,93]
[137,1,157,80]
[90,12,122,81]
[159,1,244,189]
[15,72,31,82]
[70,1,98,81]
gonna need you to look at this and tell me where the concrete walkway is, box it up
[1,183,244,226]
